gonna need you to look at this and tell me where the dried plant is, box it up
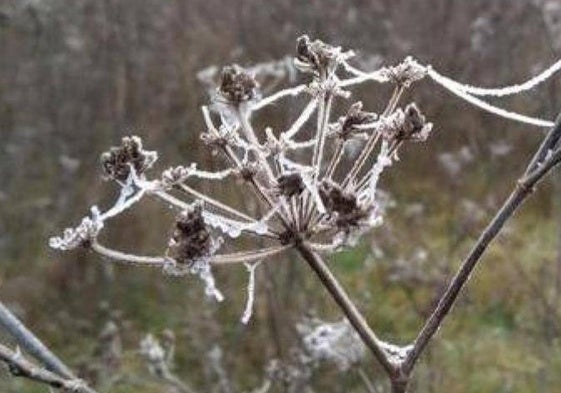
[45,35,561,392]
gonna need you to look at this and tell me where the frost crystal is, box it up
[49,206,103,250]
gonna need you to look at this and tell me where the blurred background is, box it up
[1,0,561,392]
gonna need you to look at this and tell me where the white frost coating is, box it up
[203,204,278,238]
[378,341,413,365]
[284,138,317,150]
[252,84,307,111]
[367,141,393,198]
[428,59,561,97]
[338,67,391,87]
[178,183,257,223]
[101,171,150,221]
[283,98,318,139]
[49,206,103,250]
[161,163,234,187]
[154,191,274,237]
[164,238,225,302]
[241,261,261,324]
[301,173,326,214]
[429,69,555,128]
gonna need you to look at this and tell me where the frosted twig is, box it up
[338,68,389,87]
[91,241,167,267]
[282,98,318,140]
[0,344,97,393]
[241,261,262,324]
[427,59,561,97]
[428,68,555,127]
[178,183,257,223]
[252,84,307,110]
[152,191,277,238]
[212,245,291,265]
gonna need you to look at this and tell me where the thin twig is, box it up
[0,343,98,393]
[403,115,561,374]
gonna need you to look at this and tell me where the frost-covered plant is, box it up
[50,34,434,310]
[49,35,561,392]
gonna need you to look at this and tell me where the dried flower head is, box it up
[319,181,373,229]
[218,65,258,104]
[329,101,377,140]
[380,56,427,87]
[380,103,433,143]
[166,201,213,265]
[100,136,157,182]
[276,173,305,198]
[49,206,102,250]
[295,35,350,77]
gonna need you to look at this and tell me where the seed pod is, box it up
[167,202,212,265]
[294,35,342,77]
[332,102,377,140]
[100,136,157,182]
[218,65,258,104]
[277,173,305,198]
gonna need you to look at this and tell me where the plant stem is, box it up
[295,242,395,376]
[403,115,561,374]
[0,302,75,379]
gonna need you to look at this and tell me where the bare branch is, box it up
[403,115,561,373]
[0,302,75,379]
[0,343,97,393]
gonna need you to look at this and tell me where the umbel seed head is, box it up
[167,202,212,265]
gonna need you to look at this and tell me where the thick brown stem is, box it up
[295,242,396,377]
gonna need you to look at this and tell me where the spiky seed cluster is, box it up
[319,181,369,229]
[381,103,433,143]
[295,35,345,77]
[330,101,377,140]
[218,65,258,104]
[167,202,212,265]
[100,136,157,181]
